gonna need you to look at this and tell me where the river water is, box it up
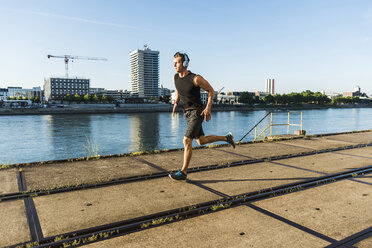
[1,108,371,164]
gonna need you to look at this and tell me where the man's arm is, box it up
[172,90,180,117]
[194,75,214,122]
[172,74,180,117]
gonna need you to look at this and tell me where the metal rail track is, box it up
[10,164,372,248]
[1,142,371,203]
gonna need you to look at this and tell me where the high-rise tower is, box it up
[130,45,159,98]
[265,79,275,95]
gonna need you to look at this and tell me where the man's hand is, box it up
[201,107,211,122]
[194,75,214,122]
[172,103,178,117]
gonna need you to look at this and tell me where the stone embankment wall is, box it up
[0,103,372,115]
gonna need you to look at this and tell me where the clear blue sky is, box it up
[1,0,372,94]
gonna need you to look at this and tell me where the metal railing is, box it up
[254,111,303,141]
[239,111,304,142]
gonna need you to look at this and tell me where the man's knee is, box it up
[196,136,205,145]
[183,137,193,147]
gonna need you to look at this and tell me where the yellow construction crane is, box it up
[47,54,107,78]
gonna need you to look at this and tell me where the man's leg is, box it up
[196,135,226,146]
[181,136,193,174]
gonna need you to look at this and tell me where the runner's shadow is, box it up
[190,177,314,184]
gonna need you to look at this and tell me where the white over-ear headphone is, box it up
[183,53,189,68]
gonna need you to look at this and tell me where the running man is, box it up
[169,52,235,181]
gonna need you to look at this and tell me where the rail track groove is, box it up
[10,164,372,248]
[1,142,371,203]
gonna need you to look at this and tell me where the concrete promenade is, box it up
[1,131,372,247]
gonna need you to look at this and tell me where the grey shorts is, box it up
[184,109,204,139]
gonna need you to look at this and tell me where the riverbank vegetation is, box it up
[239,90,368,106]
[6,96,41,103]
[62,93,115,104]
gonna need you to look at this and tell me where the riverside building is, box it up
[130,45,159,98]
[0,88,8,100]
[159,85,171,98]
[265,79,275,95]
[7,87,42,99]
[43,77,89,101]
[90,88,132,101]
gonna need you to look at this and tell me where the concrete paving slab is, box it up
[24,157,158,191]
[276,137,356,150]
[332,147,372,185]
[82,205,330,248]
[188,161,319,197]
[269,148,372,175]
[333,145,372,160]
[355,236,372,248]
[139,148,243,171]
[33,177,220,237]
[0,168,19,194]
[322,131,372,144]
[0,200,30,247]
[217,141,311,159]
[355,174,372,185]
[254,180,372,241]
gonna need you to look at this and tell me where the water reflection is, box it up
[44,114,92,159]
[130,113,159,151]
[170,112,180,144]
[1,108,371,164]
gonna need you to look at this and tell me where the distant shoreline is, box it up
[1,103,372,115]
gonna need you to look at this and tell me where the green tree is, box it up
[101,95,107,102]
[301,90,314,103]
[263,94,275,104]
[107,95,114,103]
[272,94,281,104]
[83,94,90,103]
[73,94,81,103]
[331,96,359,105]
[65,94,72,103]
[290,93,304,104]
[92,94,99,103]
[239,92,254,104]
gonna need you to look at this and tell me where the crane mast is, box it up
[47,55,107,78]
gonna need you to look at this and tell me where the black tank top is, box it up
[174,72,203,110]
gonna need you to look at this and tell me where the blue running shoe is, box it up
[226,132,236,148]
[169,169,187,180]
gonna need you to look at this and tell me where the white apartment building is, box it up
[265,79,275,95]
[130,45,159,98]
[7,87,42,99]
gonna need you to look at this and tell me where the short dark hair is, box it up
[174,52,189,63]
